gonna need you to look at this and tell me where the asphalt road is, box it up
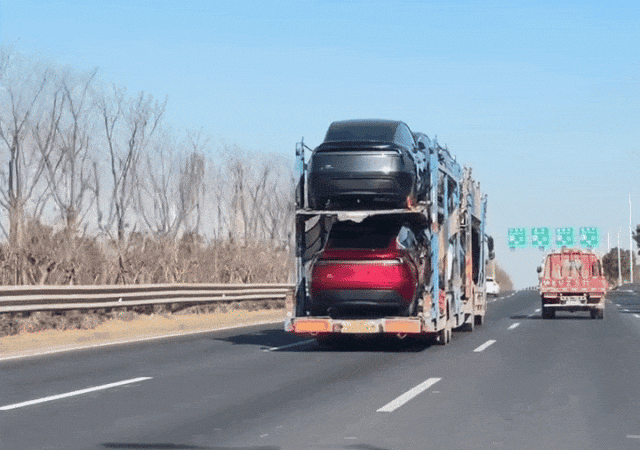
[3,287,640,450]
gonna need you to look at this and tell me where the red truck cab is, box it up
[537,248,608,319]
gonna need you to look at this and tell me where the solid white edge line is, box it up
[0,319,285,362]
[0,377,152,411]
[508,323,520,330]
[473,339,497,352]
[263,339,315,352]
[377,377,441,412]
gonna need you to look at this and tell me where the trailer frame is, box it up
[286,137,490,343]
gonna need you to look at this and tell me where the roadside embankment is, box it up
[0,308,286,360]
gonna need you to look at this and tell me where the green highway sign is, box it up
[508,228,527,248]
[531,227,551,248]
[579,227,600,248]
[556,227,575,247]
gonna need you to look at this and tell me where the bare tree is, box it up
[137,128,208,240]
[218,146,296,245]
[39,68,99,233]
[258,155,296,245]
[208,161,227,241]
[138,127,181,237]
[0,48,299,288]
[223,144,249,244]
[179,129,208,236]
[0,49,49,250]
[98,86,166,244]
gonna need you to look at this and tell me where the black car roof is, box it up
[323,119,406,143]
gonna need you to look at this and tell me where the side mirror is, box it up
[487,236,495,252]
[536,266,542,273]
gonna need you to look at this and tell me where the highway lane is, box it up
[2,288,640,449]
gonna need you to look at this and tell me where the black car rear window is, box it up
[326,219,402,249]
[324,122,398,143]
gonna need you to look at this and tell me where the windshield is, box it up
[326,218,402,250]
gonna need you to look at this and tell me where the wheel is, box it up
[462,313,475,332]
[436,327,447,345]
[474,314,484,326]
[436,302,452,345]
[436,323,451,345]
[590,309,597,319]
[542,306,554,320]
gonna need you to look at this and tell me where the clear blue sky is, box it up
[1,0,639,288]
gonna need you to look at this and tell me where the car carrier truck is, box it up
[285,121,493,345]
[537,248,608,319]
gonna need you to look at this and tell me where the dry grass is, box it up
[0,308,286,360]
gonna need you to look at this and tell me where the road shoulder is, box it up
[0,309,286,360]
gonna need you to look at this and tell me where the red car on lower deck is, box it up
[309,216,427,319]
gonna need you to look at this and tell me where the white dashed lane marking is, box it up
[263,339,315,352]
[377,377,441,413]
[473,340,497,352]
[508,323,520,330]
[0,377,153,411]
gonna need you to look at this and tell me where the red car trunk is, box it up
[311,248,418,302]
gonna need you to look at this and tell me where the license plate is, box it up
[562,296,586,305]
[341,320,380,334]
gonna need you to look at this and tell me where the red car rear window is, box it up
[326,219,401,250]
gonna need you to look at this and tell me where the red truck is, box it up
[537,248,608,319]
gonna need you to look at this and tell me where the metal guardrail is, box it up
[0,283,295,313]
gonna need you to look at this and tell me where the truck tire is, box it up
[437,325,451,345]
[461,313,474,332]
[474,314,484,326]
[589,308,604,320]
[542,306,554,320]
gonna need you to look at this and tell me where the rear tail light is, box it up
[406,195,414,208]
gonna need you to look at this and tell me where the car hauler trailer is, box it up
[285,131,492,345]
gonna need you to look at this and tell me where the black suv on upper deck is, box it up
[307,119,428,210]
